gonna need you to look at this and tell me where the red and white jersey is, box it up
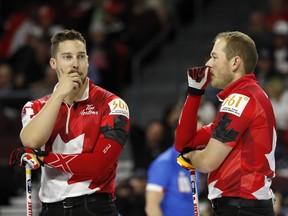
[21,79,130,203]
[176,74,277,200]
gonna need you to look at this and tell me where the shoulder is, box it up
[23,94,51,109]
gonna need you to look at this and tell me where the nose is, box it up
[72,57,79,69]
[205,58,212,68]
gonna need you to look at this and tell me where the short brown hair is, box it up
[215,31,258,74]
[50,29,86,57]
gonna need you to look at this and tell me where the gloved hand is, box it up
[9,147,48,170]
[177,147,196,170]
[187,66,211,95]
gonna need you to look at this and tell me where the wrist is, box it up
[187,86,205,95]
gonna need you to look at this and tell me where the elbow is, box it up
[199,158,220,173]
[20,130,44,149]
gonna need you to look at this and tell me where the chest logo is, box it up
[80,104,98,116]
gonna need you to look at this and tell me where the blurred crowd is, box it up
[0,0,196,97]
[1,0,288,215]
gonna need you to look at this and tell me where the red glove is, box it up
[187,66,211,95]
[9,147,48,170]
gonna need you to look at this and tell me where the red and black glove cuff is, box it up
[9,147,48,167]
[187,87,205,95]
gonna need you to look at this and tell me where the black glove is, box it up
[187,66,211,95]
[9,147,48,170]
[177,147,196,170]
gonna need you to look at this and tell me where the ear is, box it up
[231,56,241,72]
[49,58,57,70]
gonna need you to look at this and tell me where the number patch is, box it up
[220,93,250,117]
[108,99,129,118]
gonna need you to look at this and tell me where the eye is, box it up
[63,55,72,60]
[78,54,86,60]
[212,55,217,60]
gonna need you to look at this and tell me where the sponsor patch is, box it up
[220,93,250,117]
[108,99,129,118]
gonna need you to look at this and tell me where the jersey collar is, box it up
[217,74,258,102]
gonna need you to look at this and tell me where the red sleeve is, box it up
[44,137,122,179]
[175,94,213,152]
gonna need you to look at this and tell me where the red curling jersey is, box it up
[176,74,277,200]
[21,79,130,203]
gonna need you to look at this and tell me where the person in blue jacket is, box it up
[145,144,201,216]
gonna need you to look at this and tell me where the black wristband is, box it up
[180,147,196,163]
[187,87,205,95]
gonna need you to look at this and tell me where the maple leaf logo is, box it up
[47,154,78,173]
[52,134,84,154]
[212,113,239,142]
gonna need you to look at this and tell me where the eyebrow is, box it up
[61,51,86,55]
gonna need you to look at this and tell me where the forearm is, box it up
[44,138,122,178]
[145,190,163,216]
[20,93,64,149]
[145,206,163,216]
[185,138,232,173]
[175,94,202,152]
[186,150,211,173]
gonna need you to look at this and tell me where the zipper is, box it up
[64,102,73,135]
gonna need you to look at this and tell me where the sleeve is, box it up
[211,92,255,148]
[21,101,42,127]
[44,97,130,179]
[175,94,213,152]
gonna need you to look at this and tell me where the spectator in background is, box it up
[0,1,39,59]
[35,5,64,41]
[198,97,217,125]
[0,62,28,117]
[271,20,288,76]
[116,168,147,216]
[255,47,281,87]
[126,0,162,53]
[145,144,201,216]
[265,0,288,30]
[9,25,49,89]
[29,65,58,98]
[264,75,288,156]
[0,62,14,95]
[161,102,182,148]
[87,21,125,94]
[145,119,210,216]
[248,10,273,51]
[130,120,167,170]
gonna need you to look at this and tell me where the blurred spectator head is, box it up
[0,63,13,90]
[264,75,286,100]
[145,120,164,149]
[257,47,273,70]
[129,168,147,195]
[89,22,107,45]
[273,20,288,36]
[249,11,267,33]
[104,0,124,16]
[37,5,56,29]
